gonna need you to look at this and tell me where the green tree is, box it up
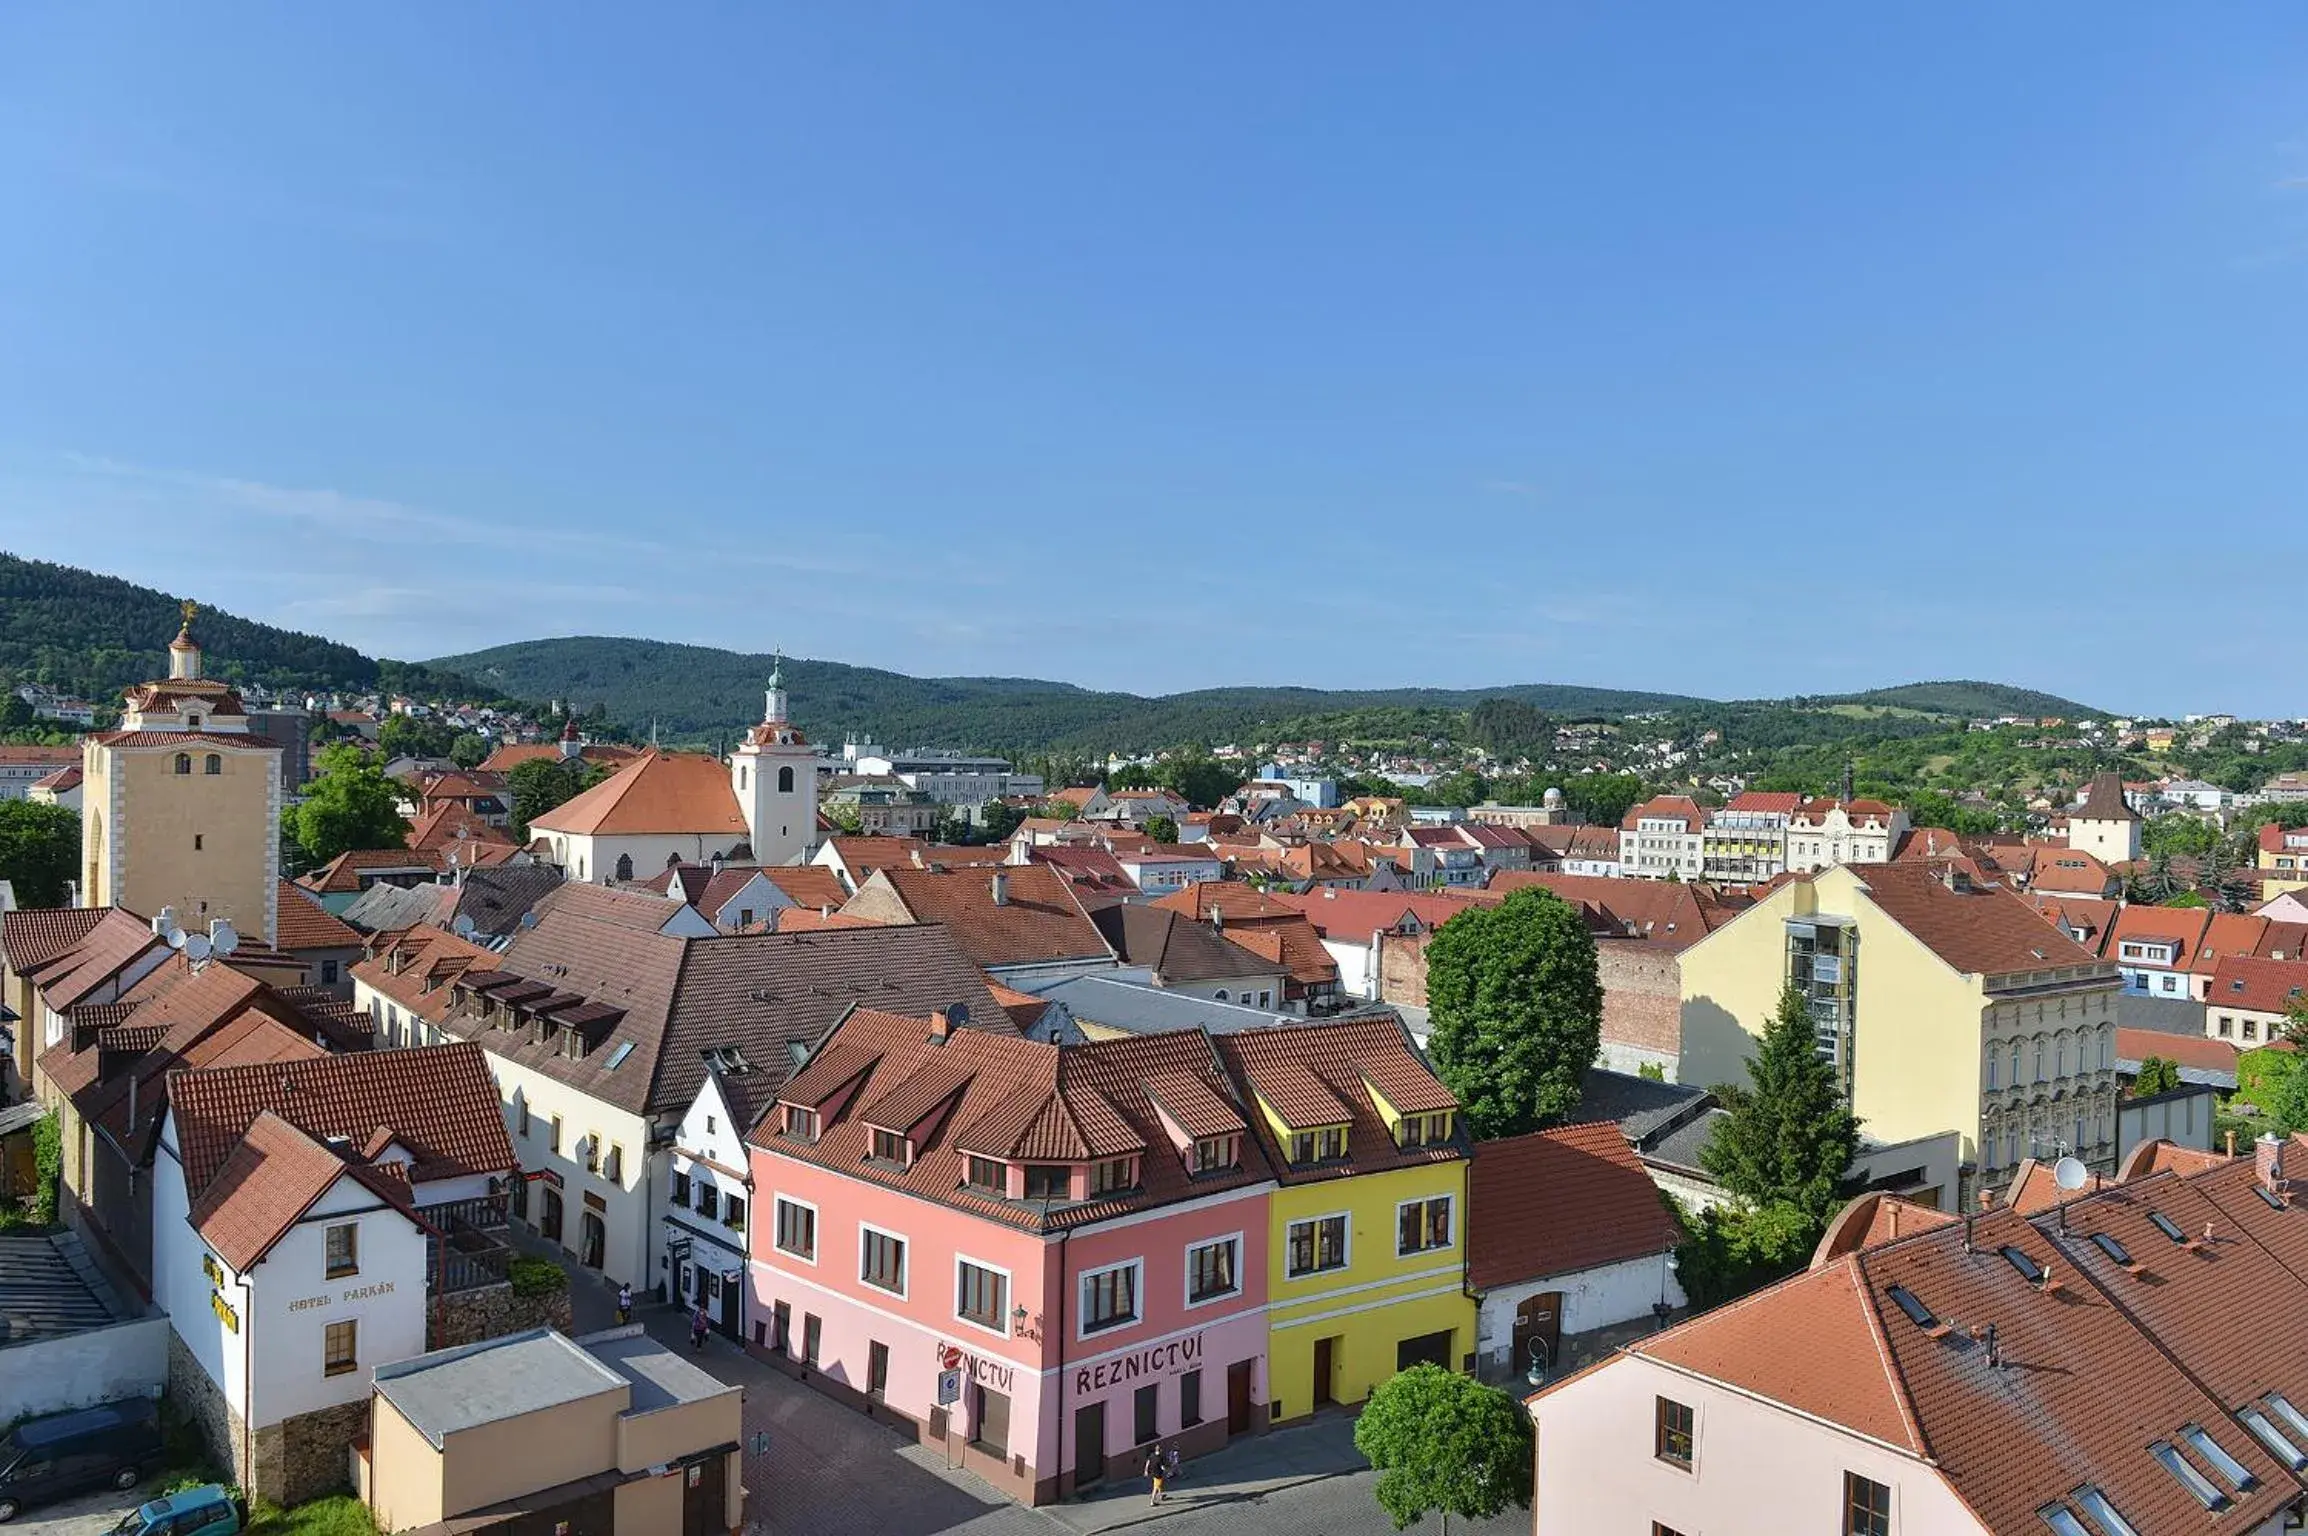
[377,712,457,760]
[2127,852,2184,905]
[507,757,594,837]
[2272,1061,2308,1138]
[1673,1199,1816,1310]
[2143,814,2219,860]
[2197,846,2252,914]
[1110,763,1159,790]
[1467,697,1551,759]
[1557,773,1646,829]
[1159,752,1241,811]
[2236,1045,2297,1116]
[1352,1365,1532,1534]
[294,744,410,864]
[2131,1056,2182,1097]
[1426,889,1603,1138]
[819,801,864,836]
[0,693,33,732]
[449,732,491,770]
[0,799,80,906]
[1141,814,1179,844]
[1700,983,1861,1224]
[975,799,1025,843]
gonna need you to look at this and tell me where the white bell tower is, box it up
[731,650,818,866]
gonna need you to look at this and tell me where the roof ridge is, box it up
[1846,1250,1929,1458]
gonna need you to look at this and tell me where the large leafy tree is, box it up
[1158,751,1241,811]
[1556,773,1646,830]
[2130,1056,2182,1098]
[1425,889,1602,1137]
[1700,982,1861,1224]
[0,799,80,906]
[293,744,410,865]
[506,757,607,838]
[1353,1365,1532,1534]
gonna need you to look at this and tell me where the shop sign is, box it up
[936,1341,1016,1393]
[1075,1332,1201,1395]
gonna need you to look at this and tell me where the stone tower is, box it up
[730,651,818,866]
[82,602,283,942]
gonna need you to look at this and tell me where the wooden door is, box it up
[681,1453,726,1536]
[1226,1359,1254,1435]
[1312,1336,1336,1407]
[1513,1292,1564,1379]
[1075,1402,1106,1487]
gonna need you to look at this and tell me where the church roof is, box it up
[529,751,747,838]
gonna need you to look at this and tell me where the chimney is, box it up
[989,870,1009,907]
[1984,1322,2001,1369]
[2257,1132,2286,1191]
[928,1008,952,1042]
[1211,906,1225,932]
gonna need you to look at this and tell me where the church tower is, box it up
[82,602,283,943]
[730,652,818,866]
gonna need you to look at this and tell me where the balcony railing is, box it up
[420,1192,514,1294]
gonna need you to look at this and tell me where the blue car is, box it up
[110,1485,247,1535]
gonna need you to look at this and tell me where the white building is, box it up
[1783,798,1909,874]
[1618,796,1706,881]
[838,739,1042,809]
[662,1060,765,1339]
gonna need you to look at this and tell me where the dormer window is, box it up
[963,1155,1007,1196]
[1190,1136,1237,1175]
[1397,1111,1453,1149]
[870,1127,912,1165]
[1022,1165,1070,1202]
[783,1105,819,1142]
[1288,1127,1349,1165]
[1091,1156,1137,1195]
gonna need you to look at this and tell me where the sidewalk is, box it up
[1035,1415,1369,1536]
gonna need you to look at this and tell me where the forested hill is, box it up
[1831,681,2104,718]
[0,552,483,703]
[430,636,2102,752]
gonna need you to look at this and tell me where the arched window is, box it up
[173,752,191,775]
[204,754,221,775]
[1214,989,1230,1003]
[737,766,748,790]
[614,854,634,882]
[778,765,795,793]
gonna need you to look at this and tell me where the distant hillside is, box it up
[1826,680,2105,719]
[0,552,489,705]
[429,636,1710,751]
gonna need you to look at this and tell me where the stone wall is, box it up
[432,1280,573,1350]
[1377,929,1434,1008]
[254,1399,370,1506]
[168,1327,248,1491]
[1595,942,1684,1067]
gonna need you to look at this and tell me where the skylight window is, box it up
[604,1041,635,1071]
[2241,1407,2308,1471]
[2073,1488,2141,1536]
[1999,1244,2045,1283]
[2265,1392,2308,1445]
[2037,1507,2091,1536]
[2255,1183,2287,1211]
[2180,1425,2257,1492]
[2146,1210,2187,1244]
[2087,1232,2132,1266]
[2150,1441,2232,1511]
[1886,1285,1936,1329]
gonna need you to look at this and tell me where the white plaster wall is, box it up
[0,1315,169,1422]
[152,1112,250,1417]
[1320,937,1375,999]
[560,833,749,887]
[2122,1090,2216,1160]
[1477,1252,1684,1365]
[249,1177,430,1427]
[490,1052,652,1286]
[662,1075,755,1289]
[1531,1354,1986,1536]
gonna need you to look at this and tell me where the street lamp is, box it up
[1524,1337,1551,1389]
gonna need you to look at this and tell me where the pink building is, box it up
[746,1008,1274,1504]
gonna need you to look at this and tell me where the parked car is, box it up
[110,1484,247,1535]
[0,1396,163,1521]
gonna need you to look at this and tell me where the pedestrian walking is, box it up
[691,1303,710,1352]
[1145,1447,1166,1505]
[616,1283,633,1326]
[1164,1443,1181,1486]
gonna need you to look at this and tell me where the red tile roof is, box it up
[850,863,1111,970]
[2205,954,2308,1016]
[2103,901,2214,969]
[274,881,363,952]
[1254,887,1481,946]
[353,924,504,1024]
[2116,1028,2246,1076]
[1,906,113,974]
[168,1040,517,1194]
[476,741,643,774]
[1485,872,1745,952]
[189,1110,422,1272]
[1214,1016,1462,1183]
[1620,795,1704,833]
[1724,791,1801,814]
[298,847,440,895]
[529,750,746,837]
[1468,1121,1683,1289]
[1853,862,2102,976]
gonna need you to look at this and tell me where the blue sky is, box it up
[2,5,2302,713]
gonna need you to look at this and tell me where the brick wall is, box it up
[1596,942,1683,1060]
[1378,930,1434,1008]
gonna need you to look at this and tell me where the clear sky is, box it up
[2,6,2302,713]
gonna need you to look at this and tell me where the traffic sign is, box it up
[937,1368,962,1406]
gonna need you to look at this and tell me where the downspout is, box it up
[241,1267,255,1498]
[1055,1225,1070,1489]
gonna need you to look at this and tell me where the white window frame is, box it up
[953,1253,1013,1340]
[858,1220,908,1298]
[1077,1256,1144,1340]
[772,1194,819,1266]
[1284,1210,1352,1280]
[1182,1232,1244,1310]
[1395,1193,1456,1258]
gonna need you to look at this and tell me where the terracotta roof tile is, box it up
[1469,1121,1684,1289]
[2206,954,2308,1016]
[1855,863,2103,976]
[1,906,113,973]
[1091,906,1281,983]
[274,881,363,952]
[1214,1016,1462,1184]
[189,1111,402,1272]
[529,750,746,837]
[850,864,1110,971]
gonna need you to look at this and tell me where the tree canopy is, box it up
[507,757,609,838]
[1352,1365,1533,1533]
[1425,889,1602,1138]
[2130,1056,2183,1098]
[0,799,80,907]
[293,745,411,866]
[1700,982,1861,1224]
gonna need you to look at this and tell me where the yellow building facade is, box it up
[1216,1017,1474,1424]
[1678,862,2121,1208]
[82,607,281,944]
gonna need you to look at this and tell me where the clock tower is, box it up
[730,652,818,866]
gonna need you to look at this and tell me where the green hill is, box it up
[0,551,490,705]
[1826,680,2105,719]
[428,636,1711,752]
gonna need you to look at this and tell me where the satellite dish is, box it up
[182,933,212,962]
[209,920,239,957]
[946,1002,970,1031]
[452,914,478,938]
[166,927,188,951]
[2053,1156,2090,1192]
